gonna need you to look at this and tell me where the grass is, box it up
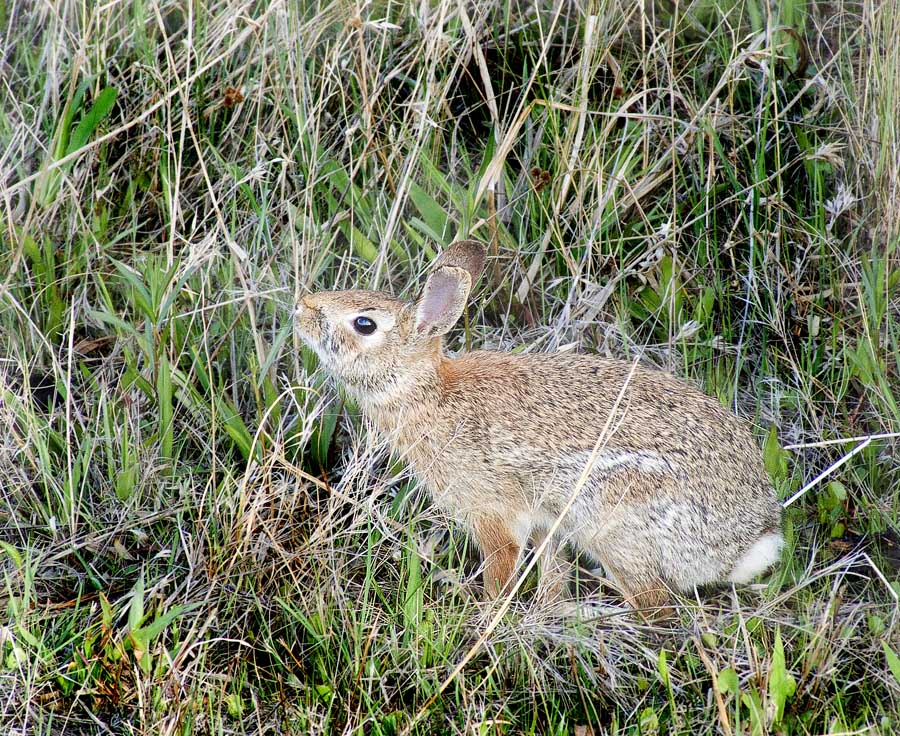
[1,0,900,732]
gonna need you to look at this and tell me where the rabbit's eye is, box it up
[353,315,377,335]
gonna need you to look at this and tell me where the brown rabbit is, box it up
[295,240,783,614]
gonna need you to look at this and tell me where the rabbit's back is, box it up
[436,350,768,487]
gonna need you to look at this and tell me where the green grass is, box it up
[2,0,900,733]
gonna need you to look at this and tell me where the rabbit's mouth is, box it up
[295,303,344,370]
[295,299,323,341]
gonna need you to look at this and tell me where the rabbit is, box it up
[295,240,783,615]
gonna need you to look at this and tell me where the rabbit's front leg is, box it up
[471,515,527,597]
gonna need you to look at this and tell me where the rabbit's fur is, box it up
[296,240,783,614]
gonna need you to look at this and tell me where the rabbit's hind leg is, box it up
[622,582,673,621]
[603,561,674,621]
[472,514,529,598]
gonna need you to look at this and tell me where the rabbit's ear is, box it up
[432,240,486,284]
[414,266,472,337]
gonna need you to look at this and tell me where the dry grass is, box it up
[2,0,900,733]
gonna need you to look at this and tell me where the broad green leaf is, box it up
[869,615,886,636]
[657,649,670,686]
[157,352,173,464]
[716,667,739,695]
[418,152,465,212]
[135,603,195,643]
[219,399,256,462]
[401,221,437,260]
[14,625,41,650]
[111,258,156,322]
[311,407,339,469]
[407,216,446,245]
[768,629,796,724]
[349,224,378,263]
[694,286,716,323]
[828,481,847,502]
[883,640,900,686]
[65,86,117,155]
[408,182,451,241]
[129,629,151,674]
[56,79,91,158]
[99,592,114,629]
[128,573,145,632]
[639,706,658,732]
[741,689,766,736]
[763,425,788,481]
[115,460,138,501]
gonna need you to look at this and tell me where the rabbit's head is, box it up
[296,240,486,401]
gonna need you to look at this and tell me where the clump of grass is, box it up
[1,0,899,733]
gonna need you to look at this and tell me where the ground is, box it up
[1,0,899,734]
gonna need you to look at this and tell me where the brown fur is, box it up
[472,516,523,597]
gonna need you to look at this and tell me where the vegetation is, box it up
[2,0,899,732]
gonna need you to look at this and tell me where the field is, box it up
[2,0,900,733]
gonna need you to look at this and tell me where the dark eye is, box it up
[353,315,377,335]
